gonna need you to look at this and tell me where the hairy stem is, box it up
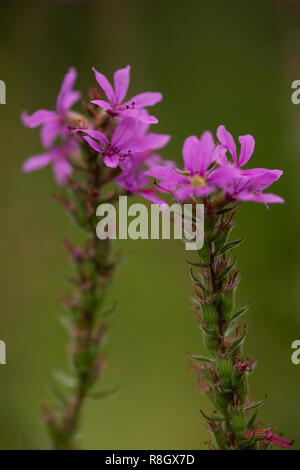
[190,201,264,450]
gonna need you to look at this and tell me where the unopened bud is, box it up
[237,378,248,406]
[222,288,235,322]
[213,390,230,414]
[217,358,233,389]
[203,332,220,355]
[201,302,219,331]
[230,411,246,438]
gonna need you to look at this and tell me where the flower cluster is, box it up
[145,125,284,205]
[22,65,171,206]
[22,67,81,184]
[22,65,284,208]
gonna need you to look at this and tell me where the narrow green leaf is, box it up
[89,386,120,400]
[53,370,77,388]
[190,354,215,363]
[216,203,240,215]
[247,411,258,431]
[230,302,250,322]
[245,395,267,412]
[197,243,211,264]
[100,301,118,319]
[217,238,245,256]
[228,330,247,350]
[200,409,226,422]
[186,260,209,268]
[190,269,209,295]
[217,258,237,281]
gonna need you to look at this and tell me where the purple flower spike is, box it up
[21,67,80,148]
[91,65,162,124]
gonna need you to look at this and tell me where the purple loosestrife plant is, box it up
[146,127,294,450]
[22,66,168,449]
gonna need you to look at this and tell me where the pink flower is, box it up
[91,65,162,124]
[115,124,171,207]
[145,131,226,201]
[213,166,284,205]
[263,429,294,449]
[21,68,80,148]
[215,125,284,203]
[22,141,76,185]
[76,118,168,168]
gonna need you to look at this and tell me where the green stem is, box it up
[191,201,261,450]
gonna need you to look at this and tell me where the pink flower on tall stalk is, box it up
[145,131,226,201]
[91,65,162,124]
[77,118,168,169]
[21,67,81,148]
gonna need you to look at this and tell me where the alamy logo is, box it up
[96,196,204,250]
[0,80,6,104]
[0,340,6,365]
[291,340,300,365]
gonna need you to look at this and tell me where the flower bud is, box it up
[217,358,233,389]
[230,411,246,438]
[213,389,230,414]
[203,332,220,355]
[221,288,235,322]
[237,378,248,406]
[201,302,219,331]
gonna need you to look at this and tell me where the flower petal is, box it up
[237,192,284,204]
[83,136,105,153]
[182,135,199,172]
[91,99,112,111]
[242,169,283,191]
[56,67,80,115]
[103,153,120,168]
[21,110,58,128]
[112,118,138,147]
[113,65,130,104]
[141,133,171,150]
[76,129,108,147]
[208,166,240,189]
[92,67,115,103]
[145,165,187,186]
[53,158,73,185]
[126,92,162,108]
[217,125,237,164]
[40,121,61,148]
[238,134,255,168]
[22,151,53,173]
[197,131,215,174]
[120,108,158,123]
[174,184,194,201]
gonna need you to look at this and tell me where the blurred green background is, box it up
[0,0,300,450]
